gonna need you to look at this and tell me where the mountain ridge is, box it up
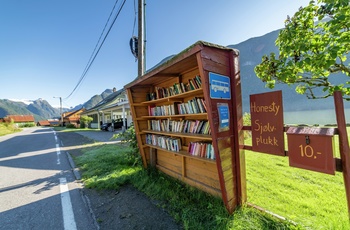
[0,99,60,121]
[2,29,348,120]
[0,89,115,121]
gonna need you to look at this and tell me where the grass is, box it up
[245,150,348,229]
[0,122,21,136]
[53,126,100,132]
[75,144,141,190]
[75,143,296,229]
[74,129,350,229]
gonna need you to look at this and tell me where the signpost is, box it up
[287,127,336,175]
[250,91,285,156]
[209,72,231,100]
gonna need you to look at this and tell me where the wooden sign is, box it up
[250,91,285,156]
[287,127,336,175]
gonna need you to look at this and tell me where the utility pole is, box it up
[138,0,146,77]
[54,96,63,127]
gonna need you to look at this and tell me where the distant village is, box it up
[0,87,131,131]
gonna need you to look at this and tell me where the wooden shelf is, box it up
[141,113,208,119]
[125,41,245,214]
[142,88,203,105]
[143,130,212,140]
[143,144,216,163]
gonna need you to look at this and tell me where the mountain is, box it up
[227,29,349,112]
[0,89,115,122]
[3,30,347,119]
[70,89,114,111]
[0,99,60,121]
[27,99,60,120]
[145,30,346,113]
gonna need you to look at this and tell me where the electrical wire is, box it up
[64,0,127,101]
[132,0,137,37]
[129,0,138,60]
[78,0,120,90]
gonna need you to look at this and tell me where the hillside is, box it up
[0,99,60,121]
[0,89,115,121]
[70,89,114,111]
[228,29,349,112]
[2,29,348,118]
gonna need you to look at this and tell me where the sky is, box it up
[0,0,311,108]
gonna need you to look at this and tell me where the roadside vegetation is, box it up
[74,125,350,229]
[54,126,99,132]
[0,121,21,136]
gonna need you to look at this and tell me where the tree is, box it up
[80,115,93,128]
[255,0,350,100]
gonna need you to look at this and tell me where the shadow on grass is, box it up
[71,138,300,230]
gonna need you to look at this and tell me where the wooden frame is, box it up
[125,41,246,213]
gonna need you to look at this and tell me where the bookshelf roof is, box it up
[124,41,238,88]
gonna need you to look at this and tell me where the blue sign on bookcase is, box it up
[209,72,231,99]
[218,103,230,132]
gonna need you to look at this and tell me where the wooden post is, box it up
[138,0,145,77]
[334,91,350,218]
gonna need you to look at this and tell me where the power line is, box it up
[64,0,127,100]
[79,0,120,88]
[132,0,137,36]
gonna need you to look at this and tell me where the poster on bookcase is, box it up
[250,90,285,156]
[217,103,230,132]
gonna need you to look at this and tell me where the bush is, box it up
[18,122,35,128]
[80,115,93,129]
[112,124,141,166]
[0,120,21,136]
[66,123,76,128]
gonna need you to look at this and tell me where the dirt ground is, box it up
[57,131,182,230]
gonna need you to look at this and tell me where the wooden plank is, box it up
[149,148,157,167]
[185,164,220,189]
[334,91,350,218]
[201,56,230,77]
[127,88,148,167]
[134,107,148,117]
[156,164,221,197]
[157,150,183,174]
[223,168,234,182]
[182,176,221,197]
[181,68,200,83]
[230,51,246,205]
[182,156,186,178]
[185,157,217,173]
[200,47,231,66]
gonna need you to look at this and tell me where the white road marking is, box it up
[56,144,61,165]
[59,177,77,230]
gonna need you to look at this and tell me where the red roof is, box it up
[37,120,50,126]
[6,115,35,122]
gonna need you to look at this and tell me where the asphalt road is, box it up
[0,127,97,230]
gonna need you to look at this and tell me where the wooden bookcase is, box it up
[125,41,246,213]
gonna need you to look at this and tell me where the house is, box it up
[37,120,51,126]
[62,108,86,127]
[48,119,60,126]
[81,88,131,130]
[1,115,35,127]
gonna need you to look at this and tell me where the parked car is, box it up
[100,119,127,131]
[100,123,112,131]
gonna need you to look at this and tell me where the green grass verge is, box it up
[53,127,100,132]
[74,125,350,229]
[0,122,21,136]
[245,150,349,229]
[75,143,302,229]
